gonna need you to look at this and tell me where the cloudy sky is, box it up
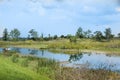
[0,0,120,37]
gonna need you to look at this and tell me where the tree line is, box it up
[1,27,120,42]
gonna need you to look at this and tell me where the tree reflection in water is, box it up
[29,50,38,55]
[41,50,44,56]
[69,53,83,62]
[11,48,20,53]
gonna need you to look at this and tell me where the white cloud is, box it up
[28,1,46,16]
[48,9,69,20]
[115,7,120,12]
[82,6,97,13]
[27,0,117,17]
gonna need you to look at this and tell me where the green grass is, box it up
[0,54,51,80]
[0,52,120,80]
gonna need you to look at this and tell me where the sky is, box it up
[0,0,120,37]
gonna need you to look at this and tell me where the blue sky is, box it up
[0,0,120,37]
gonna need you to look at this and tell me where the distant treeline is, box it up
[1,27,120,42]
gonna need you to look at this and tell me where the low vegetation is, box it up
[0,54,51,80]
[0,51,120,80]
[1,38,120,54]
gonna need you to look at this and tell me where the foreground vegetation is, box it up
[0,51,120,80]
[0,54,51,80]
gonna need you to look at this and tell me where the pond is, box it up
[0,47,120,72]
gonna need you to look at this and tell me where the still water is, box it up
[0,47,120,71]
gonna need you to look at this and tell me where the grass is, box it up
[0,51,120,80]
[0,51,59,80]
[0,54,51,80]
[55,67,120,80]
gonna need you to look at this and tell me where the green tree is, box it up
[39,33,44,41]
[75,27,84,38]
[60,35,65,38]
[41,33,44,39]
[48,34,51,39]
[48,34,52,40]
[118,33,120,38]
[84,29,92,38]
[67,34,72,39]
[10,28,20,41]
[2,28,9,41]
[53,35,58,39]
[104,28,112,41]
[27,34,30,40]
[94,31,104,41]
[29,29,38,40]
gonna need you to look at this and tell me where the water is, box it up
[1,47,120,71]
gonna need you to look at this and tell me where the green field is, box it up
[0,54,51,80]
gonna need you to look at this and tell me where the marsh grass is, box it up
[7,38,120,54]
[0,48,120,80]
[54,65,120,80]
[0,54,51,80]
[11,54,19,63]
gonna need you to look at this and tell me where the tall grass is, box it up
[0,51,120,80]
[0,54,51,80]
[54,65,120,80]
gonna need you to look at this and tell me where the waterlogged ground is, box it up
[0,47,120,72]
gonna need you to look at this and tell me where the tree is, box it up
[53,35,58,39]
[29,29,38,40]
[94,31,104,41]
[104,28,112,41]
[84,29,92,38]
[27,34,30,40]
[75,27,84,38]
[67,34,72,39]
[10,28,20,41]
[60,35,65,38]
[2,28,9,41]
[118,33,120,38]
[41,33,44,39]
[48,34,51,39]
[48,34,52,40]
[39,33,44,41]
[66,34,76,43]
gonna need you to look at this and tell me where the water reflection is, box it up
[0,47,120,71]
[11,48,20,53]
[41,50,44,56]
[69,53,83,62]
[29,50,38,55]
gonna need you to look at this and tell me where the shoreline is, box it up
[13,46,120,55]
